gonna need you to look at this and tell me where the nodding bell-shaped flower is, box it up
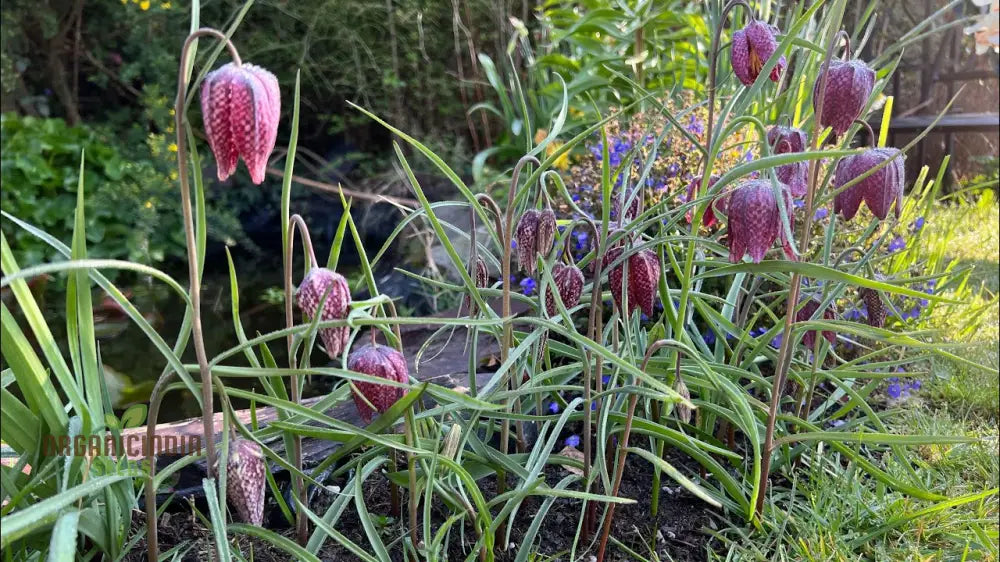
[813,59,875,137]
[685,175,723,227]
[201,62,281,184]
[673,377,692,424]
[767,126,809,197]
[726,180,796,263]
[731,20,786,85]
[606,247,660,317]
[833,148,905,221]
[220,437,265,525]
[613,188,642,224]
[347,344,408,424]
[295,267,351,359]
[515,208,556,273]
[859,283,886,328]
[796,298,837,349]
[466,256,489,315]
[544,263,584,316]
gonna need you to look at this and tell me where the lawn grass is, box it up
[713,192,999,561]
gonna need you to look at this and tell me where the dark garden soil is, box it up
[124,448,718,561]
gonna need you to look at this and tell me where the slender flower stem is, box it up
[493,155,539,546]
[571,217,600,540]
[596,340,670,562]
[704,0,753,176]
[176,27,240,480]
[404,407,420,551]
[754,29,850,520]
[284,213,317,544]
[145,28,241,562]
[468,205,480,395]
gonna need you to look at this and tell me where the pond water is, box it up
[92,269,293,422]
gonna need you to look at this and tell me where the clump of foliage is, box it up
[1,2,997,562]
[0,113,183,266]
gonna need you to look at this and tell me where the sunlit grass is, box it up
[925,194,999,418]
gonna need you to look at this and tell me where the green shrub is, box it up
[1,113,185,267]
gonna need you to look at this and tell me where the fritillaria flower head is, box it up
[200,62,280,184]
[833,148,905,221]
[731,20,786,85]
[766,125,809,197]
[725,179,796,263]
[685,175,724,227]
[347,344,408,424]
[606,246,660,317]
[295,267,351,358]
[795,297,837,349]
[544,262,585,316]
[514,207,557,273]
[220,437,265,525]
[813,59,875,137]
[859,275,887,328]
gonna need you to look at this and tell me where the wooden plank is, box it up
[872,112,1000,133]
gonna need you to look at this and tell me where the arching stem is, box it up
[704,0,754,179]
[284,213,316,544]
[145,27,242,562]
[755,28,851,520]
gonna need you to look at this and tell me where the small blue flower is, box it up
[565,434,581,448]
[911,217,925,231]
[887,383,902,399]
[511,239,518,249]
[750,327,767,338]
[830,419,845,428]
[572,193,580,202]
[793,199,806,209]
[888,236,906,252]
[520,277,537,296]
[814,208,829,220]
[703,331,717,346]
[909,379,922,391]
[548,402,561,414]
[601,375,611,385]
[770,333,783,348]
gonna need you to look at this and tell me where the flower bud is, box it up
[813,59,875,137]
[200,62,281,184]
[347,344,409,424]
[222,437,265,526]
[767,126,809,197]
[515,209,540,273]
[537,208,557,258]
[466,256,489,315]
[613,188,641,224]
[726,180,796,263]
[833,148,905,221]
[860,285,886,328]
[685,175,722,227]
[545,263,585,316]
[796,298,837,349]
[295,267,351,358]
[731,20,786,85]
[441,424,463,461]
[674,377,692,424]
